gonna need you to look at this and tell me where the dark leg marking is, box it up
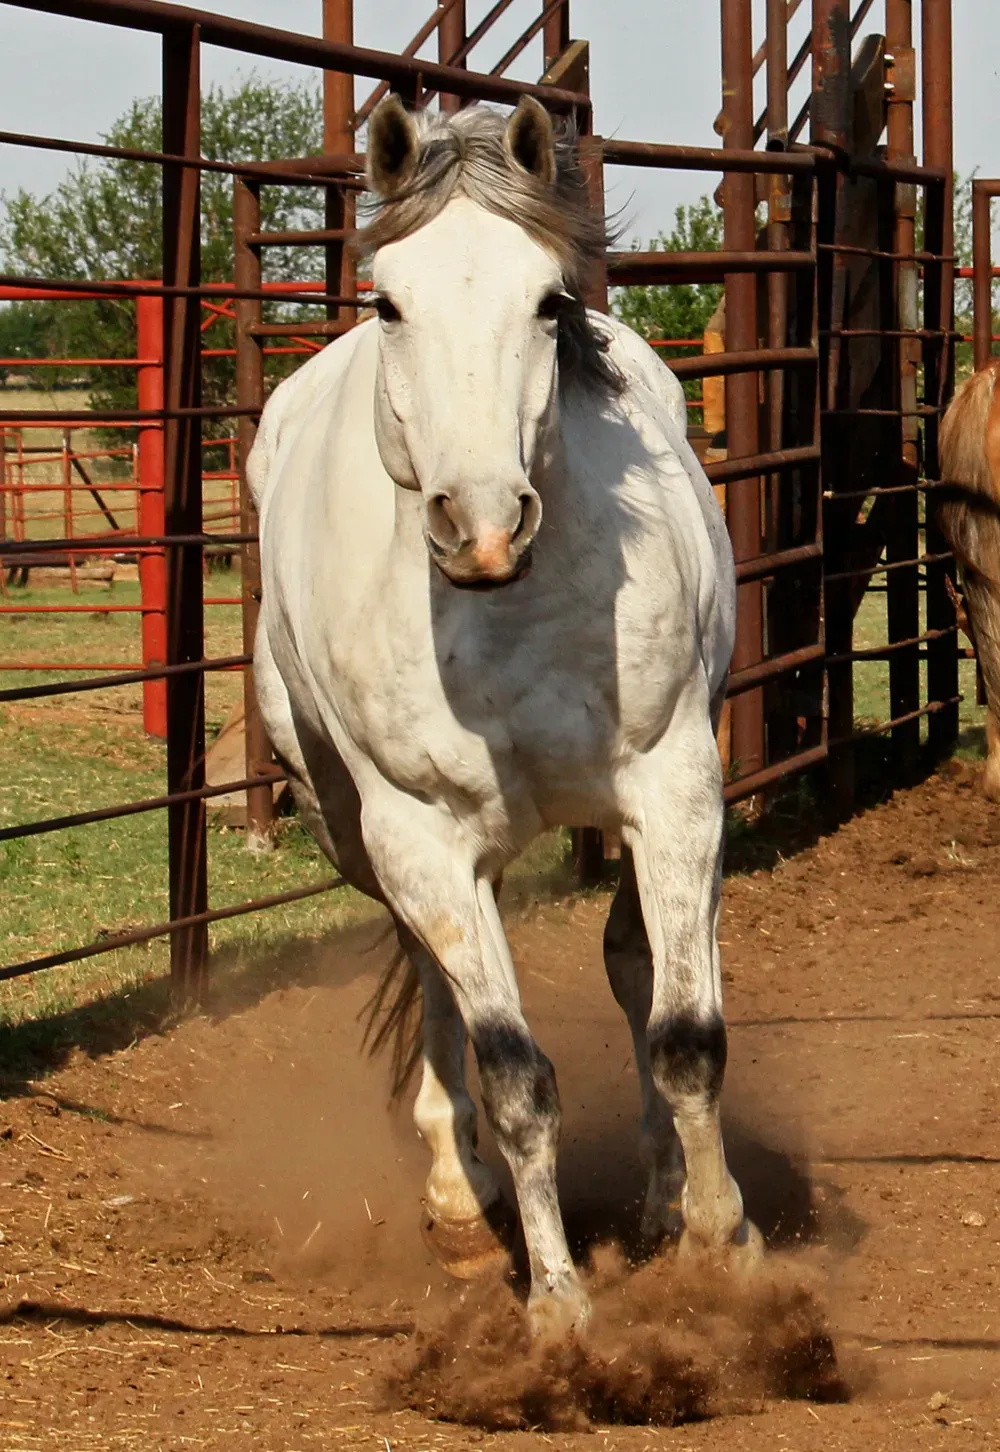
[648,1013,727,1102]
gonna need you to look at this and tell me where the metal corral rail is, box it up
[0,0,962,997]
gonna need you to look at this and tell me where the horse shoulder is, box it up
[249,319,377,517]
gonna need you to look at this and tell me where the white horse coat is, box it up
[249,97,755,1336]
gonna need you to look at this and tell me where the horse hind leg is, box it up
[603,848,684,1247]
[399,927,512,1280]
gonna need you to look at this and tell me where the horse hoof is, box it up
[639,1195,684,1251]
[528,1280,591,1342]
[677,1217,764,1276]
[420,1199,514,1280]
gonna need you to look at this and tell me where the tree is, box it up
[612,196,723,340]
[611,195,723,420]
[0,75,330,427]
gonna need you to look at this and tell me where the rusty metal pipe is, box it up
[973,182,993,370]
[234,176,274,852]
[601,138,817,173]
[544,0,570,70]
[922,0,959,757]
[0,879,345,983]
[720,0,765,783]
[323,0,357,326]
[3,0,587,112]
[439,0,467,113]
[162,22,208,996]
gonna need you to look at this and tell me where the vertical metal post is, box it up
[571,54,608,883]
[62,430,78,594]
[0,429,7,567]
[162,22,208,998]
[323,0,356,324]
[234,177,273,852]
[922,0,959,755]
[721,0,765,784]
[137,290,167,739]
[812,0,853,817]
[543,0,570,70]
[439,0,467,113]
[885,0,920,771]
[972,181,993,371]
[764,0,799,762]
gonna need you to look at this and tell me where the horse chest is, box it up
[351,601,674,830]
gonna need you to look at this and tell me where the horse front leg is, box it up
[363,795,588,1337]
[622,724,761,1267]
[393,925,511,1279]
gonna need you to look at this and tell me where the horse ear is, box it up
[367,95,420,197]
[504,96,556,187]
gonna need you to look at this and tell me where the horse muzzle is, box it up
[425,488,540,589]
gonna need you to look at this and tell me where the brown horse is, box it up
[938,359,1000,798]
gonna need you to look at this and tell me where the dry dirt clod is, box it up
[928,1391,951,1411]
[961,1210,986,1228]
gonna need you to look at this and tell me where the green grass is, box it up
[852,586,986,757]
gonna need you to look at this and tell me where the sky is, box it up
[1,1,999,246]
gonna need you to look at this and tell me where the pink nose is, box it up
[425,490,540,586]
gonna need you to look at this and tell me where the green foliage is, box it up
[0,75,329,430]
[612,195,724,343]
[611,196,723,420]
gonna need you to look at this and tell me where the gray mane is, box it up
[357,105,623,396]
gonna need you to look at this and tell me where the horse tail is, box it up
[938,360,1000,726]
[359,924,424,1099]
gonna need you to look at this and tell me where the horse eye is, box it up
[374,295,401,324]
[536,290,570,322]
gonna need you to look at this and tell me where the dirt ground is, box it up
[3,762,1000,1449]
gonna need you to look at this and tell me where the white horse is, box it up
[249,95,760,1336]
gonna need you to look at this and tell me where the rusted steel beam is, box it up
[811,0,853,818]
[246,228,351,247]
[885,0,921,773]
[323,0,357,330]
[246,321,355,338]
[723,743,828,803]
[972,182,994,371]
[727,642,826,697]
[0,126,363,187]
[439,0,467,113]
[668,346,815,380]
[720,0,765,784]
[704,443,821,482]
[162,22,208,997]
[922,0,959,757]
[601,139,817,173]
[0,653,251,706]
[827,624,959,663]
[607,250,813,287]
[810,0,850,153]
[0,272,365,305]
[0,532,258,554]
[234,176,274,853]
[543,0,570,70]
[0,879,345,983]
[136,291,167,739]
[0,771,288,844]
[4,0,588,112]
[735,540,823,583]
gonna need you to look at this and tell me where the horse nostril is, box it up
[512,493,538,545]
[427,493,460,548]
